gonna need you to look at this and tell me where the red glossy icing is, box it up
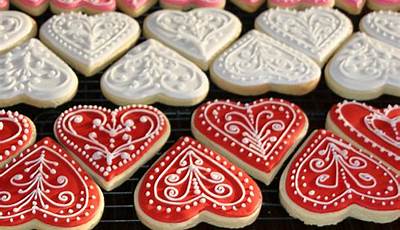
[0,110,35,166]
[54,105,169,182]
[329,101,400,171]
[192,98,308,175]
[0,137,102,227]
[137,136,262,223]
[285,129,400,213]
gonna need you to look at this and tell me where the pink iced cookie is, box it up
[10,0,48,16]
[335,0,366,14]
[0,0,9,10]
[51,0,116,14]
[268,0,334,9]
[368,0,400,10]
[231,0,264,12]
[117,0,157,17]
[160,0,225,10]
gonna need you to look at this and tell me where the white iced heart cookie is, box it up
[0,39,78,108]
[255,8,353,66]
[143,8,241,70]
[211,30,321,96]
[0,11,36,54]
[101,39,209,106]
[40,12,140,77]
[325,32,400,100]
[360,11,400,50]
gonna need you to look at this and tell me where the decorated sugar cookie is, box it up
[191,98,309,185]
[230,0,264,12]
[54,105,170,191]
[144,8,241,70]
[101,39,209,107]
[117,0,157,17]
[160,0,225,10]
[327,101,400,173]
[255,8,353,67]
[0,0,8,10]
[0,110,36,167]
[134,136,262,230]
[335,0,365,15]
[0,39,78,108]
[280,129,400,226]
[0,137,104,229]
[360,11,400,50]
[211,30,321,96]
[367,0,400,10]
[0,11,36,54]
[40,12,140,77]
[325,32,400,100]
[267,0,334,10]
[10,0,48,16]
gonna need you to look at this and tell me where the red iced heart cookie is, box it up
[134,137,262,229]
[0,137,104,229]
[192,98,308,185]
[54,105,170,191]
[0,110,36,167]
[280,129,400,226]
[327,101,400,173]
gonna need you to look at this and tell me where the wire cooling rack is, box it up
[7,2,400,230]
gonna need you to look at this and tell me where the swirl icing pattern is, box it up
[54,105,170,191]
[192,98,308,185]
[144,8,241,70]
[101,39,209,106]
[211,30,320,96]
[255,8,353,66]
[325,32,400,100]
[0,38,78,108]
[281,130,400,225]
[135,137,262,229]
[0,137,104,229]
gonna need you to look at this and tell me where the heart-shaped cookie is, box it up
[255,8,353,66]
[50,0,116,14]
[40,12,140,77]
[360,11,400,50]
[325,32,400,100]
[0,38,78,108]
[0,137,104,229]
[54,105,170,191]
[0,11,36,54]
[134,136,262,229]
[101,39,209,106]
[211,30,321,96]
[327,101,400,173]
[192,98,308,185]
[268,0,334,9]
[0,110,35,167]
[144,8,241,70]
[280,129,400,226]
[0,0,8,10]
[117,0,157,17]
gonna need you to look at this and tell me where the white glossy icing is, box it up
[360,11,400,50]
[0,11,35,54]
[0,38,78,102]
[39,12,140,67]
[212,30,320,87]
[255,7,353,66]
[326,32,400,92]
[144,8,241,70]
[101,39,209,104]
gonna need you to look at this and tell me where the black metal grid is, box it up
[6,2,400,229]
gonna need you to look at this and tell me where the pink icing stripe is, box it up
[51,0,116,11]
[269,0,332,7]
[340,0,364,8]
[0,0,9,10]
[161,0,224,7]
[14,0,47,7]
[119,0,149,9]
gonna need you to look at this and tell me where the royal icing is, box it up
[360,11,400,50]
[325,32,400,99]
[51,0,116,12]
[101,39,209,106]
[144,8,241,70]
[0,11,36,54]
[255,8,353,66]
[0,110,35,167]
[136,136,262,227]
[54,105,170,191]
[0,0,8,11]
[160,0,225,9]
[192,98,308,185]
[328,101,400,173]
[267,0,334,9]
[211,30,320,95]
[40,12,140,76]
[0,137,103,228]
[283,130,400,221]
[0,39,78,107]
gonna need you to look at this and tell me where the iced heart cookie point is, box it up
[54,104,170,191]
[135,136,262,229]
